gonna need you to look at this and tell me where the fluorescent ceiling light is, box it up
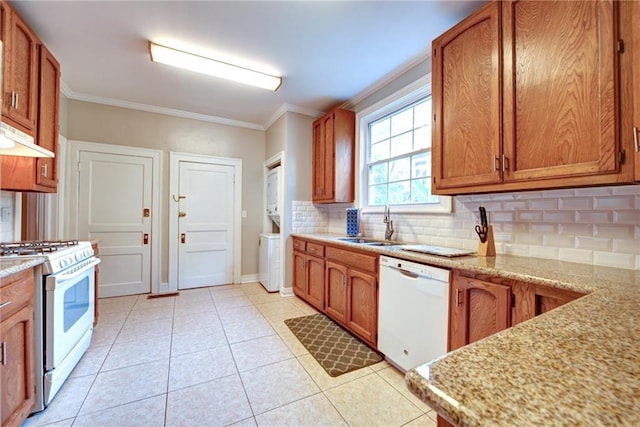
[149,42,282,91]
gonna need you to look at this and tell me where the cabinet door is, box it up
[347,269,377,346]
[305,255,325,311]
[0,305,35,427]
[632,0,640,181]
[449,274,511,351]
[312,114,335,202]
[36,44,60,189]
[325,261,348,325]
[432,1,502,191]
[292,250,306,298]
[3,6,38,133]
[503,0,618,181]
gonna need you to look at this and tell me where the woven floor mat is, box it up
[284,313,382,377]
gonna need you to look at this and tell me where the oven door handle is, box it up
[53,258,101,284]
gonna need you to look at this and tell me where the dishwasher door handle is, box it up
[397,268,419,279]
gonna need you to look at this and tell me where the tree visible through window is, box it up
[367,97,438,206]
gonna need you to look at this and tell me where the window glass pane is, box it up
[389,158,410,182]
[370,118,390,144]
[414,100,431,128]
[411,179,431,204]
[413,126,430,150]
[389,181,410,204]
[390,132,413,158]
[369,163,388,185]
[365,94,441,209]
[412,152,429,178]
[370,139,389,162]
[390,108,413,136]
[369,184,388,206]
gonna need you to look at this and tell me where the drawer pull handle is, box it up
[634,127,639,153]
[0,301,11,309]
[1,342,6,366]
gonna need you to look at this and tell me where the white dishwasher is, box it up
[378,255,450,372]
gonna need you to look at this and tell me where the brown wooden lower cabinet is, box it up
[449,270,511,351]
[292,237,378,348]
[325,261,348,324]
[92,241,99,327]
[292,239,325,312]
[512,281,586,326]
[0,268,35,427]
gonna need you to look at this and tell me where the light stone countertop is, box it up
[0,257,45,279]
[293,233,640,426]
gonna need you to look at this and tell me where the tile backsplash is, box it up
[0,191,18,242]
[292,185,640,270]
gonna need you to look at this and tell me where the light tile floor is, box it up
[23,283,437,427]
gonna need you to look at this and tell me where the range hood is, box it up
[0,121,54,158]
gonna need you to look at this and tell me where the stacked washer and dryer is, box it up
[258,166,281,292]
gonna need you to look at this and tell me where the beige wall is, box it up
[65,99,265,283]
[265,114,286,160]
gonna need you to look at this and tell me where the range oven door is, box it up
[44,257,100,370]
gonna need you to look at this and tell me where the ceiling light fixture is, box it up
[148,42,282,91]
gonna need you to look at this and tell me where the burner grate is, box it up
[0,240,79,256]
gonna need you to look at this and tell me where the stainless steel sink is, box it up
[337,237,395,246]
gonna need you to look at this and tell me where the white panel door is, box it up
[178,161,234,289]
[78,151,152,297]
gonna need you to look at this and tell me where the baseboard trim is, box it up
[241,274,259,284]
[279,287,294,297]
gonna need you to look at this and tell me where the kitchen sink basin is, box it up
[337,237,395,246]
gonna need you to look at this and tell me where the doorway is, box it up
[68,141,161,297]
[168,152,242,290]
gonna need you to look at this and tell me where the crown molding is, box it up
[263,103,324,130]
[61,82,265,131]
[340,47,430,111]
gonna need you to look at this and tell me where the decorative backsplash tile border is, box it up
[293,184,640,270]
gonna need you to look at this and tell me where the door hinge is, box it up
[77,162,81,172]
[619,150,626,165]
[617,39,624,53]
[511,294,516,308]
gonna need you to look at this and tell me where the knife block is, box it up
[477,225,496,257]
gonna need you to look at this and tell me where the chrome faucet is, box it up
[383,205,394,240]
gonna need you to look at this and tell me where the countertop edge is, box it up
[0,257,45,279]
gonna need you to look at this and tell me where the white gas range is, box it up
[0,240,100,412]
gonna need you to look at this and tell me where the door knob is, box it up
[178,212,187,217]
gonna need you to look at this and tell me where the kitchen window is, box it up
[359,76,451,212]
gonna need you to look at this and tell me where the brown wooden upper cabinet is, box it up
[0,0,60,193]
[312,108,355,203]
[35,44,60,189]
[632,0,640,181]
[0,0,39,135]
[432,0,639,195]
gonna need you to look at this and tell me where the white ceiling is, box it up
[13,1,484,130]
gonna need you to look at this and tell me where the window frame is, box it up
[356,75,452,214]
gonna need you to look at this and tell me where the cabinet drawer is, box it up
[326,246,377,273]
[293,239,306,252]
[0,269,34,319]
[306,242,325,257]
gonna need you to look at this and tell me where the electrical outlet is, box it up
[1,208,12,222]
